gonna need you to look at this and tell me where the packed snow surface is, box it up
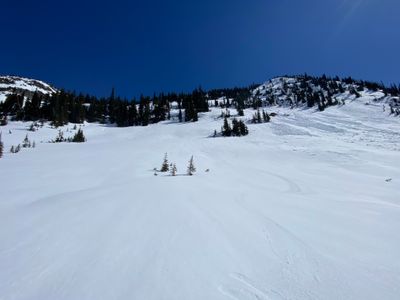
[1,101,400,299]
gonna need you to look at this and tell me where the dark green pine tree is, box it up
[22,134,30,148]
[262,110,270,123]
[185,99,198,122]
[232,118,240,136]
[161,153,169,172]
[0,132,3,158]
[239,120,249,136]
[71,128,86,143]
[222,116,232,136]
[193,107,198,122]
[178,109,183,122]
[187,156,196,176]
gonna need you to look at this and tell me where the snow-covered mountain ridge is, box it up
[250,75,399,111]
[0,76,57,103]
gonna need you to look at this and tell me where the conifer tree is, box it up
[0,132,3,158]
[170,163,177,176]
[178,109,183,122]
[161,153,169,172]
[239,120,249,136]
[222,116,232,136]
[10,145,15,154]
[71,128,86,143]
[262,110,270,122]
[213,129,217,137]
[187,156,196,176]
[232,118,240,136]
[22,134,30,148]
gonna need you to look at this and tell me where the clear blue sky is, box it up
[1,0,399,98]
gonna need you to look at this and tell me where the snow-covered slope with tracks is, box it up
[0,89,400,299]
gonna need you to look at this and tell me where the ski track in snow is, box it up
[1,101,400,299]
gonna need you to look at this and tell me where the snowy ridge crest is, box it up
[0,76,57,103]
[251,75,399,110]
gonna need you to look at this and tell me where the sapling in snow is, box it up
[187,156,196,176]
[170,164,177,176]
[161,153,169,172]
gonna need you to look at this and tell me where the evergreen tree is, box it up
[239,120,249,136]
[71,128,86,143]
[22,134,30,148]
[178,109,183,122]
[0,132,3,158]
[213,129,217,137]
[54,130,65,143]
[170,163,177,176]
[221,116,232,136]
[232,118,240,136]
[161,153,169,172]
[262,110,270,122]
[187,156,196,176]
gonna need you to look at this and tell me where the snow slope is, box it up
[1,101,400,299]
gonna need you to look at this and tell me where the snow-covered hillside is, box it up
[0,76,57,103]
[1,97,400,299]
[251,76,399,111]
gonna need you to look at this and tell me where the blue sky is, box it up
[1,0,399,98]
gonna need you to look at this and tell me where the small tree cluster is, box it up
[251,109,270,124]
[22,134,34,148]
[220,117,248,137]
[9,134,35,154]
[10,144,21,153]
[28,122,41,132]
[71,128,86,143]
[219,109,231,119]
[50,128,86,143]
[52,130,66,143]
[156,154,196,176]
